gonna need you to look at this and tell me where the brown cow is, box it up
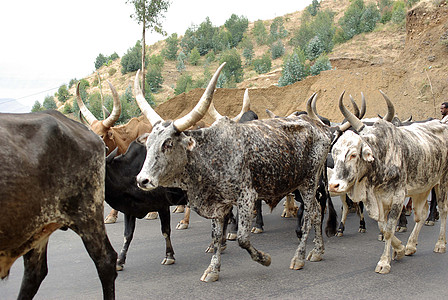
[77,82,155,223]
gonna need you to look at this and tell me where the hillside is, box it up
[64,0,448,124]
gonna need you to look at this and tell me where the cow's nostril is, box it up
[141,179,149,185]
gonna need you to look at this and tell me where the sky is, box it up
[0,0,312,110]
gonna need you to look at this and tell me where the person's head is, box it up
[441,102,448,117]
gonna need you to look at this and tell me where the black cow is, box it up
[0,110,116,299]
[105,136,188,270]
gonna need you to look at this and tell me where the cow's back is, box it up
[0,110,105,250]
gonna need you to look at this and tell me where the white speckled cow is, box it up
[135,63,334,282]
[329,91,448,274]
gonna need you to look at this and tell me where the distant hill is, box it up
[0,98,31,113]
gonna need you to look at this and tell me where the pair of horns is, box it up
[77,80,121,128]
[134,63,226,132]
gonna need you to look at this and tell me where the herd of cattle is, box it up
[1,62,447,299]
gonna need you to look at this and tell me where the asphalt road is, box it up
[3,197,448,299]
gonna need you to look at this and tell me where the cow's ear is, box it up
[361,144,374,162]
[184,136,196,151]
[137,133,149,145]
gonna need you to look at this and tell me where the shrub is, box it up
[109,52,119,61]
[359,3,380,33]
[224,14,249,48]
[278,50,309,87]
[108,68,117,76]
[391,1,406,25]
[306,36,325,61]
[338,0,365,41]
[219,48,243,83]
[146,66,163,93]
[252,20,269,45]
[189,47,200,65]
[163,33,179,60]
[310,55,332,76]
[63,102,73,114]
[307,0,321,16]
[121,40,147,74]
[31,100,44,112]
[269,17,288,42]
[95,53,107,70]
[252,53,272,74]
[43,95,57,110]
[177,51,187,73]
[205,50,215,63]
[242,43,254,65]
[175,73,193,95]
[57,84,70,103]
[271,40,285,59]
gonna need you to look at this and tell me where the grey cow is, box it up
[135,63,335,282]
[329,91,448,274]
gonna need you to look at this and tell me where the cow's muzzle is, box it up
[137,177,157,191]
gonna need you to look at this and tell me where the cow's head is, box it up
[328,92,375,194]
[135,63,225,191]
[77,81,121,154]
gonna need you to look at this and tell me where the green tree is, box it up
[121,40,147,74]
[42,95,57,110]
[109,52,119,61]
[252,20,268,45]
[219,48,243,83]
[310,55,332,76]
[189,47,200,65]
[126,0,170,98]
[62,102,73,114]
[57,84,70,103]
[31,100,43,112]
[391,0,406,24]
[242,40,254,65]
[176,51,186,73]
[224,14,249,47]
[271,40,285,59]
[278,50,309,87]
[307,0,321,16]
[95,53,107,69]
[269,17,288,42]
[252,53,271,74]
[163,33,179,60]
[306,36,325,61]
[338,0,365,41]
[359,3,380,33]
[175,73,193,95]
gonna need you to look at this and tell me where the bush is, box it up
[109,52,119,61]
[95,53,107,70]
[224,14,249,48]
[68,78,77,89]
[189,47,200,65]
[359,3,380,33]
[252,53,271,74]
[146,66,163,93]
[205,50,215,63]
[252,20,269,45]
[163,33,179,60]
[310,55,332,76]
[108,68,117,76]
[242,43,254,65]
[271,40,285,59]
[269,17,288,42]
[278,50,309,87]
[43,95,57,110]
[121,40,147,74]
[175,73,193,95]
[177,51,187,73]
[63,102,73,114]
[31,100,44,112]
[391,1,406,25]
[306,36,325,61]
[338,0,365,41]
[57,84,70,103]
[219,48,243,83]
[307,0,321,16]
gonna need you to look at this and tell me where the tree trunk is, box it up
[141,15,146,98]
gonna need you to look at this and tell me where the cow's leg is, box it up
[251,199,264,234]
[200,214,230,282]
[358,201,366,233]
[104,209,118,224]
[293,190,304,239]
[205,212,230,253]
[116,214,136,271]
[396,208,408,232]
[17,240,49,300]
[176,206,190,230]
[405,191,430,255]
[236,194,271,267]
[227,209,238,241]
[158,206,176,265]
[337,194,349,237]
[281,194,298,218]
[172,205,185,213]
[425,188,438,226]
[290,189,323,270]
[433,184,447,253]
[405,197,413,216]
[73,223,117,299]
[375,196,405,274]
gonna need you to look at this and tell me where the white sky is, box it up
[0,0,312,108]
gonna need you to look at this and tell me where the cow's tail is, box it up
[323,165,337,237]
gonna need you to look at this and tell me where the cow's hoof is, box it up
[375,262,391,274]
[336,231,343,237]
[306,250,323,262]
[251,227,263,234]
[434,242,446,253]
[396,226,407,233]
[144,212,158,220]
[161,257,175,265]
[176,222,188,230]
[116,264,124,271]
[289,257,305,270]
[205,245,214,253]
[393,245,405,260]
[257,251,271,266]
[226,232,237,240]
[200,270,219,282]
[359,228,366,233]
[172,205,185,213]
[104,214,117,224]
[378,234,384,241]
[425,220,435,226]
[405,245,417,256]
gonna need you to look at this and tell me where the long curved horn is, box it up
[311,92,326,120]
[306,93,324,125]
[102,80,122,128]
[349,95,360,118]
[359,92,366,119]
[76,82,97,125]
[134,69,164,127]
[379,90,395,122]
[173,63,225,132]
[208,100,223,121]
[266,109,277,118]
[232,89,251,122]
[339,91,365,132]
[403,115,412,122]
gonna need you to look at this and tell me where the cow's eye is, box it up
[350,153,357,160]
[162,139,173,152]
